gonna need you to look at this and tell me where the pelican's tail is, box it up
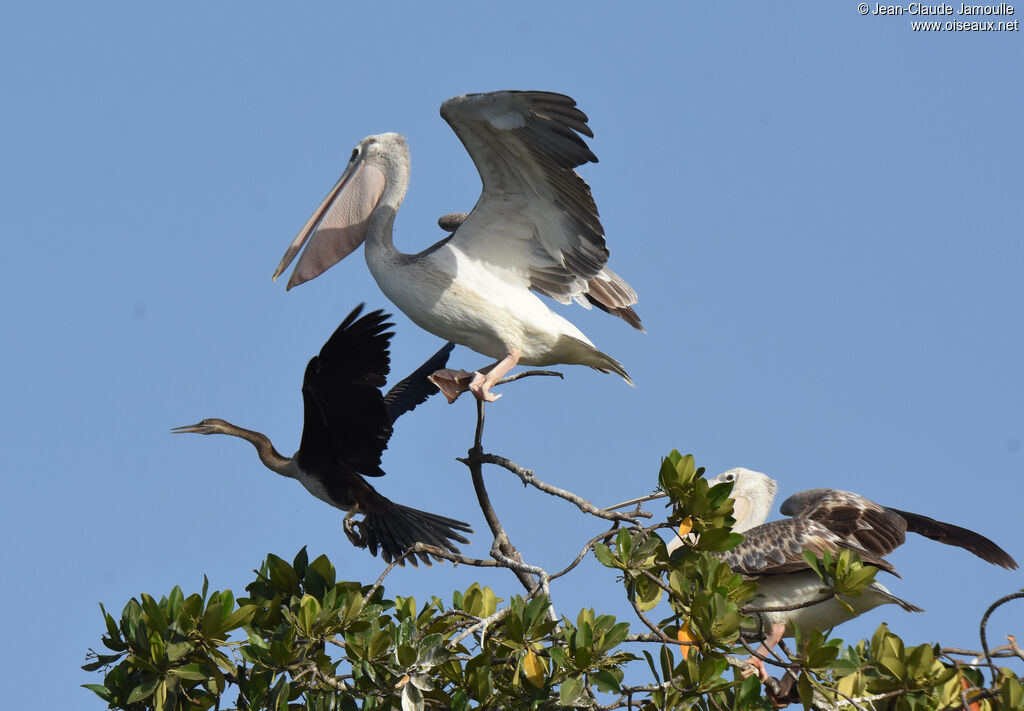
[359,494,473,567]
[869,582,926,614]
[559,335,633,386]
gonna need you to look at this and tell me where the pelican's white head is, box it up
[708,467,778,533]
[348,133,411,185]
[273,133,411,289]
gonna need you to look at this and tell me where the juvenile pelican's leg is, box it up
[429,369,477,403]
[741,622,786,681]
[470,349,521,402]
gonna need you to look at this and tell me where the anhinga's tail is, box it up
[361,496,473,567]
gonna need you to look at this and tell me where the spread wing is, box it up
[782,488,1018,569]
[718,519,896,577]
[781,488,908,557]
[383,342,455,422]
[298,305,394,479]
[441,91,641,329]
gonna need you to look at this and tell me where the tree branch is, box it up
[978,590,1024,684]
[458,398,539,594]
[480,452,650,523]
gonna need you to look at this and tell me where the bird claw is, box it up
[740,658,770,682]
[429,369,477,403]
[343,516,367,548]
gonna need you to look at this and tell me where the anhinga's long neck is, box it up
[217,422,294,478]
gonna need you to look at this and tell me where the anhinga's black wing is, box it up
[383,342,455,422]
[298,304,394,479]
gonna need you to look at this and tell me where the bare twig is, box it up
[459,399,539,594]
[979,591,1024,684]
[494,369,564,386]
[627,591,674,645]
[451,605,514,649]
[603,491,669,511]
[1007,635,1024,663]
[480,452,651,523]
[363,545,501,604]
[548,526,622,582]
[742,592,837,614]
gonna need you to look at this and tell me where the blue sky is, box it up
[2,2,1021,706]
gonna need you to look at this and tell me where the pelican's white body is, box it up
[747,572,902,639]
[366,237,598,367]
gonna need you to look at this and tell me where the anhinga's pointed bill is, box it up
[273,159,387,290]
[170,419,225,435]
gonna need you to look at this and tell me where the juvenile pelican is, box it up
[677,468,1017,679]
[173,305,471,566]
[273,91,641,402]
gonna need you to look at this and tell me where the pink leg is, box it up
[429,369,477,404]
[469,350,521,402]
[741,622,786,681]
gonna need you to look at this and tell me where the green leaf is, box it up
[797,671,814,709]
[81,683,113,702]
[633,575,663,612]
[153,678,166,711]
[1001,676,1023,709]
[222,604,257,632]
[593,543,616,568]
[169,663,210,681]
[548,646,567,669]
[696,529,744,552]
[591,668,621,693]
[464,656,493,700]
[558,675,583,706]
[402,681,424,711]
[293,546,309,578]
[140,593,169,631]
[126,676,159,704]
[878,654,906,680]
[480,587,497,617]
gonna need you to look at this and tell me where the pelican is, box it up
[674,468,1017,679]
[172,305,472,566]
[273,91,642,402]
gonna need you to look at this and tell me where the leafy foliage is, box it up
[85,451,1022,710]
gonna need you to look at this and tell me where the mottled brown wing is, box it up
[781,488,908,557]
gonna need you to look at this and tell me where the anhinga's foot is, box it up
[429,369,477,403]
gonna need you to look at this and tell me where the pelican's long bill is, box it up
[273,159,387,289]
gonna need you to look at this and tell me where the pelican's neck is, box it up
[219,423,294,478]
[364,148,411,261]
[728,469,778,533]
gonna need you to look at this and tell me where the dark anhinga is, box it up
[172,305,472,565]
